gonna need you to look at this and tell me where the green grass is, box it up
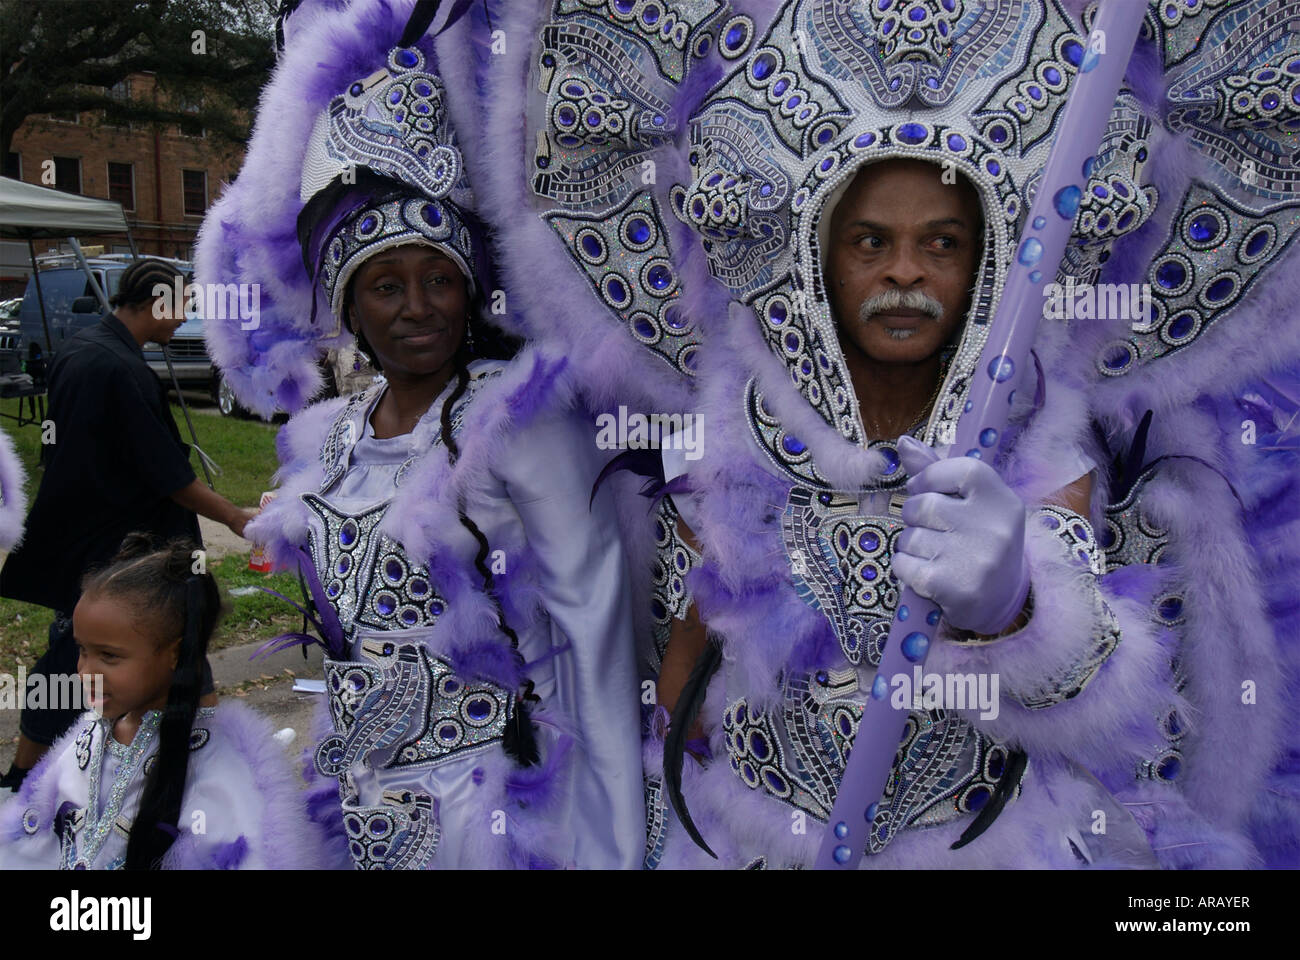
[0,397,302,676]
[175,403,282,507]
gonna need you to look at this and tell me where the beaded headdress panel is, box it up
[301,45,479,328]
[517,0,1300,489]
[194,0,485,415]
[676,0,1156,486]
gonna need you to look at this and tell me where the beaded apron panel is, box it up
[760,484,1017,854]
[783,486,905,667]
[722,671,1016,856]
[341,787,441,870]
[316,638,514,870]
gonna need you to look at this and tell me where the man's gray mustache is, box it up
[857,289,945,324]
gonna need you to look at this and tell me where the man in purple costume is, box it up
[471,0,1300,868]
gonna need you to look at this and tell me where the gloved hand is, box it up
[893,434,1031,636]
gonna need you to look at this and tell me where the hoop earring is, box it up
[463,317,475,355]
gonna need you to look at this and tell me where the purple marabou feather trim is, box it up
[194,0,449,417]
[1099,560,1166,606]
[1249,756,1300,869]
[1231,370,1300,863]
[1124,33,1168,115]
[1130,421,1287,836]
[300,698,351,868]
[929,520,1176,774]
[1119,781,1260,869]
[465,0,694,415]
[212,837,250,871]
[0,426,27,552]
[507,354,568,421]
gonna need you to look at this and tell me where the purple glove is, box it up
[893,434,1031,636]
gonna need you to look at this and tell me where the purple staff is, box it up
[814,0,1150,870]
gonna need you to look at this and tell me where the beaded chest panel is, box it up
[783,486,905,667]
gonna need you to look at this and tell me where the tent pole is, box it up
[69,237,111,312]
[26,237,53,355]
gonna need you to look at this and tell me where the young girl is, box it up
[0,534,333,869]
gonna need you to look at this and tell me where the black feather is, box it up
[665,640,723,859]
[949,749,1028,850]
[503,680,541,767]
[398,0,442,47]
[1116,408,1154,503]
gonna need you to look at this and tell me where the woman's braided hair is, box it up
[438,343,539,766]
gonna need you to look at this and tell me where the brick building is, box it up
[1,73,245,297]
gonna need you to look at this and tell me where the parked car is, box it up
[0,298,19,350]
[17,253,214,394]
[15,254,344,420]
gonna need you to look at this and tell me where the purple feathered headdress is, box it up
[193,0,483,417]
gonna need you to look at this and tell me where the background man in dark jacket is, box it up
[0,259,258,788]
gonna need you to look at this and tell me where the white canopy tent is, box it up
[0,176,138,354]
[0,176,132,239]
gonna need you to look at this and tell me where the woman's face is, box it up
[348,244,469,378]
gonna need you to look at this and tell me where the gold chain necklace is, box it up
[862,350,954,442]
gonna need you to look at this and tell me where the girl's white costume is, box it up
[0,702,329,869]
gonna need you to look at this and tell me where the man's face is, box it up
[824,158,982,365]
[145,292,185,344]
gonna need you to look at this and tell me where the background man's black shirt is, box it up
[0,313,201,612]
